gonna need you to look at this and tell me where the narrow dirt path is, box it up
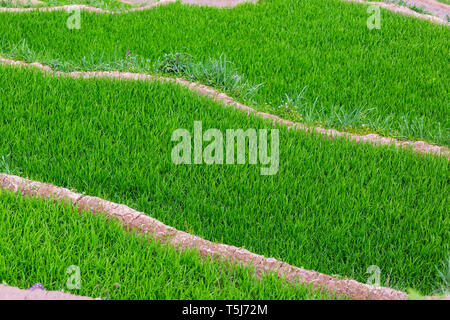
[0,284,97,300]
[1,57,448,158]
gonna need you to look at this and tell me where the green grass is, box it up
[0,65,448,294]
[0,0,448,145]
[0,190,334,299]
[153,52,263,102]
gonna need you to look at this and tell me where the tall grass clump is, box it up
[0,153,19,175]
[271,87,449,145]
[153,52,263,102]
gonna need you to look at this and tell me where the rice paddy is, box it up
[0,65,448,296]
[0,0,448,300]
[0,0,448,145]
[0,190,336,299]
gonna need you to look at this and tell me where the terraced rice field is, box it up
[0,0,448,302]
[0,190,337,299]
[1,0,450,144]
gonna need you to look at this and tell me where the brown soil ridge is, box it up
[0,173,411,300]
[1,56,448,159]
[0,284,96,300]
[345,0,449,24]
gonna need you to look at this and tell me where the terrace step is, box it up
[1,56,448,159]
[0,173,414,300]
[0,284,97,300]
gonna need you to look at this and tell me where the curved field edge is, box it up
[0,0,448,146]
[1,57,448,157]
[0,189,336,300]
[0,65,448,294]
